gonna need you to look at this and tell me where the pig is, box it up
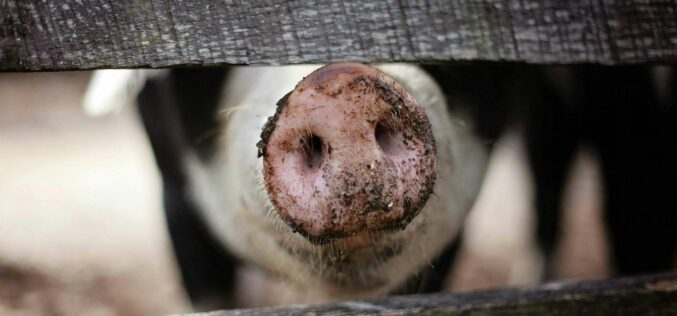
[92,64,490,310]
[86,64,676,311]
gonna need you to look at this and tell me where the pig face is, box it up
[184,63,488,298]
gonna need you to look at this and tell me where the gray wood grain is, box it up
[185,272,677,315]
[2,0,677,71]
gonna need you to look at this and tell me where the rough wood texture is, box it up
[187,273,677,315]
[2,0,677,71]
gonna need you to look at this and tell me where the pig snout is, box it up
[257,63,436,243]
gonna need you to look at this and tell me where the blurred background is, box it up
[0,71,610,315]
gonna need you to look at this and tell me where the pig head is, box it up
[124,63,489,307]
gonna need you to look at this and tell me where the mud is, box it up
[260,64,436,243]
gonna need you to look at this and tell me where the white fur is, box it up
[83,69,164,116]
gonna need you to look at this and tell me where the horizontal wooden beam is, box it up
[192,272,677,315]
[2,0,677,71]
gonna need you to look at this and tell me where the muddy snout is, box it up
[257,63,436,244]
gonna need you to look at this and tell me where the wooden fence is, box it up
[2,0,677,71]
[190,273,677,315]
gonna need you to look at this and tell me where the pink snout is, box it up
[257,63,436,243]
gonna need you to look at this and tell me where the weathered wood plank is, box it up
[2,0,677,71]
[186,272,677,315]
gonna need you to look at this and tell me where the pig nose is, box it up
[257,63,436,244]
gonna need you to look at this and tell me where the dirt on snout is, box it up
[261,64,436,243]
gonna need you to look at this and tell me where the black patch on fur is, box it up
[421,64,519,145]
[170,68,230,160]
[137,68,239,311]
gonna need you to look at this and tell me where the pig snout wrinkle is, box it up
[258,63,437,244]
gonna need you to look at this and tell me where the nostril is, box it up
[375,121,403,156]
[301,134,323,170]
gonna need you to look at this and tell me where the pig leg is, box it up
[421,65,523,285]
[584,66,677,275]
[137,69,238,310]
[524,67,583,279]
[599,144,677,275]
[525,110,578,279]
